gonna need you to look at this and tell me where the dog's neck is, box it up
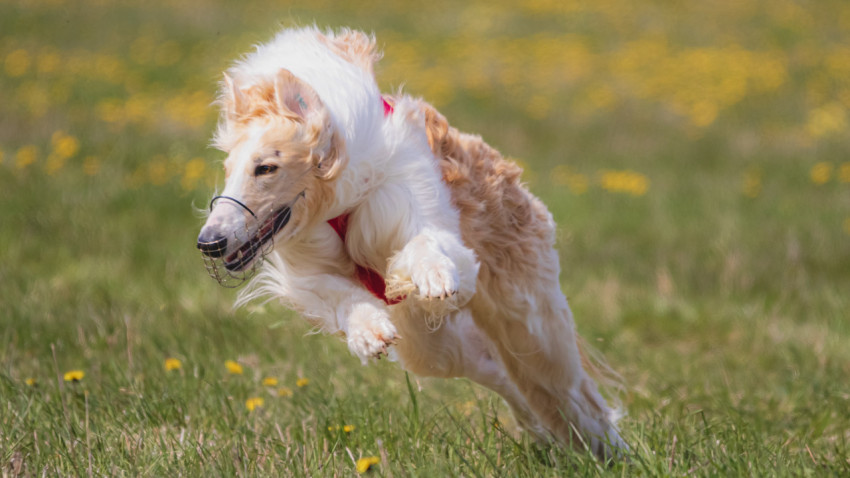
[323,96,395,220]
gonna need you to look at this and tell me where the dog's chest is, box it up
[327,213,401,305]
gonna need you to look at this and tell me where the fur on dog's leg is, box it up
[391,304,546,438]
[470,287,625,458]
[385,228,479,315]
[344,300,397,364]
[238,224,396,364]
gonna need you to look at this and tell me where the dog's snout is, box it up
[197,228,228,258]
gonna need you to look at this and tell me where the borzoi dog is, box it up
[197,26,625,458]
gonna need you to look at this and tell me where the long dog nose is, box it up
[197,227,228,258]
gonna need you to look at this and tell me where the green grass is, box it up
[1,0,849,476]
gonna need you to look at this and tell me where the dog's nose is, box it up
[197,228,228,258]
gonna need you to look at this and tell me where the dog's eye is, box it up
[254,164,278,176]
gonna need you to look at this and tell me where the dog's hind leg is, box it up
[470,285,626,459]
[390,305,544,437]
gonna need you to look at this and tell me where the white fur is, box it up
[205,27,624,457]
[226,28,478,351]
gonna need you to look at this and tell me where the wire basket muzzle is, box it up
[199,194,299,288]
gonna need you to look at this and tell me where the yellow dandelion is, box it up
[37,50,60,74]
[328,424,355,433]
[5,49,31,77]
[356,456,380,473]
[15,145,38,170]
[245,397,264,411]
[164,358,182,371]
[181,157,206,191]
[262,377,278,387]
[296,377,309,387]
[25,378,35,386]
[63,370,84,382]
[52,133,79,159]
[806,103,847,138]
[225,360,243,375]
[277,387,293,397]
[689,100,719,127]
[810,162,833,185]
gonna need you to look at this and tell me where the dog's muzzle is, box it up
[197,192,304,288]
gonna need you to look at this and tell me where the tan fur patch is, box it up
[413,98,621,453]
[318,29,381,75]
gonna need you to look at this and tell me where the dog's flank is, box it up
[198,26,625,459]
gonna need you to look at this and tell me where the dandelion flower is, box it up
[262,377,278,387]
[5,49,31,77]
[810,162,833,185]
[63,370,84,382]
[277,387,293,397]
[296,377,309,387]
[356,456,380,473]
[15,145,38,170]
[225,360,243,375]
[245,397,264,411]
[164,358,182,371]
[25,378,35,386]
[328,424,354,433]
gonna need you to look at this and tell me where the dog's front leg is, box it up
[258,264,398,365]
[385,227,478,309]
[339,296,397,364]
[243,226,397,365]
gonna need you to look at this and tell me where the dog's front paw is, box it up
[386,234,460,301]
[410,255,459,300]
[346,303,398,364]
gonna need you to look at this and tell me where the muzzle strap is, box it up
[209,195,258,219]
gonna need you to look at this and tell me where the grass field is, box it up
[2,0,850,476]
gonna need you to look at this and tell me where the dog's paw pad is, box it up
[347,317,398,364]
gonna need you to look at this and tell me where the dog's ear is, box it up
[314,129,347,181]
[273,69,324,122]
[223,73,247,121]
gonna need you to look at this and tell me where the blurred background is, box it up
[1,0,848,475]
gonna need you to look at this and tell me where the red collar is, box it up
[326,97,400,305]
[382,97,394,116]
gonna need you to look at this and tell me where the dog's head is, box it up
[197,68,345,285]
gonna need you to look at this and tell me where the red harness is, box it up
[326,97,401,305]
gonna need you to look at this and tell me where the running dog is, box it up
[197,26,625,458]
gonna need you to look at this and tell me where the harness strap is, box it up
[327,214,402,305]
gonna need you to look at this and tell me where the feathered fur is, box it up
[198,26,625,458]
